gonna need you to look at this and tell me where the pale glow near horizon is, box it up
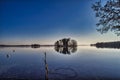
[0,31,119,45]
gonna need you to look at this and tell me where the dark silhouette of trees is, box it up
[91,41,120,49]
[70,40,77,47]
[92,0,120,36]
[54,38,77,54]
[31,44,40,48]
[54,38,77,47]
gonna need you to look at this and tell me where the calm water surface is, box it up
[0,46,120,80]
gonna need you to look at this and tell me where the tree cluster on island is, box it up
[54,38,77,54]
[54,38,77,47]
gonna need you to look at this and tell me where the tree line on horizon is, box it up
[91,41,120,49]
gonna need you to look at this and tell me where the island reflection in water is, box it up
[0,46,120,80]
[54,46,77,54]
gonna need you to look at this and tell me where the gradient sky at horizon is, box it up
[0,0,119,45]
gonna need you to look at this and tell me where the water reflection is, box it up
[44,52,78,80]
[31,44,40,48]
[0,46,120,80]
[44,52,49,80]
[0,45,77,55]
[13,50,15,52]
[54,38,77,54]
[6,54,10,58]
[54,46,77,54]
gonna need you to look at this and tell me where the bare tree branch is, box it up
[92,0,120,36]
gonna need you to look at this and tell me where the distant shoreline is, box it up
[91,41,120,49]
[0,44,54,48]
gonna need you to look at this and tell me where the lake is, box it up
[0,46,120,80]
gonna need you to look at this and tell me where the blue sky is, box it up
[0,0,119,44]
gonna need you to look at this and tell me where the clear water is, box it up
[0,46,120,80]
